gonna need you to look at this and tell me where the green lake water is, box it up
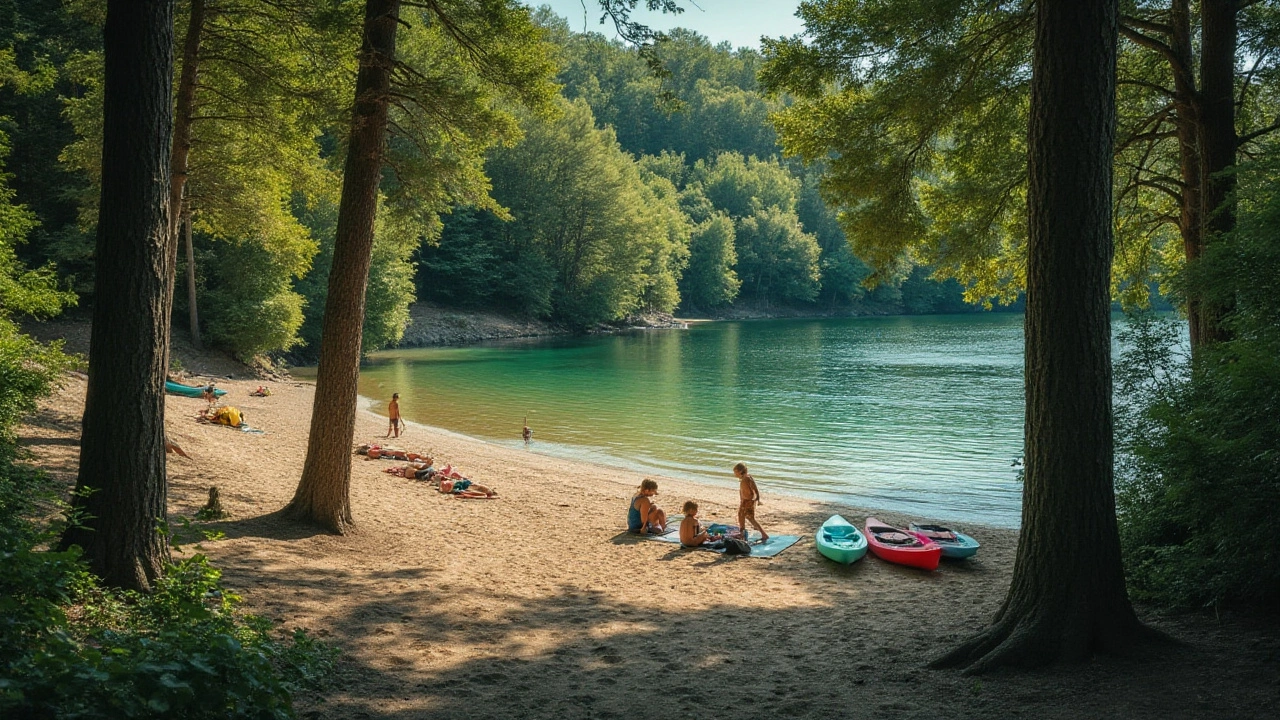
[357,313,1031,527]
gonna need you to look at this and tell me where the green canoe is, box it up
[165,380,226,398]
[816,514,868,565]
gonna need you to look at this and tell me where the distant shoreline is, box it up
[395,300,1021,349]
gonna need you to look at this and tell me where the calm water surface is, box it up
[358,314,1030,527]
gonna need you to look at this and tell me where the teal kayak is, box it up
[909,523,980,559]
[815,514,868,565]
[165,380,226,398]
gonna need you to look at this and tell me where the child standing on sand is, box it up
[734,462,768,542]
[386,393,402,438]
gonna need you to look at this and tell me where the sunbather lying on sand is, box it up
[385,459,436,479]
[439,478,497,498]
[435,464,466,480]
[354,443,429,462]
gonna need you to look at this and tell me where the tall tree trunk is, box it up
[184,210,202,349]
[933,0,1152,672]
[60,0,175,592]
[282,0,399,533]
[170,0,205,347]
[1164,0,1210,351]
[1192,0,1237,347]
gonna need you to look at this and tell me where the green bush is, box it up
[0,462,336,718]
[1114,165,1280,610]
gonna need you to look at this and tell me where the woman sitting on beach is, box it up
[628,479,667,534]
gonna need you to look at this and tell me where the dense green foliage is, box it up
[294,197,420,354]
[417,11,997,323]
[423,98,689,327]
[59,0,356,359]
[760,1,1280,311]
[1115,158,1280,610]
[0,93,75,441]
[3,3,1002,363]
[2,90,332,714]
[0,466,336,718]
[0,0,99,290]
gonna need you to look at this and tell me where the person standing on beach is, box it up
[522,424,532,446]
[734,462,768,542]
[386,393,402,438]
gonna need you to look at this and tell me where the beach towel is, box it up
[641,517,801,558]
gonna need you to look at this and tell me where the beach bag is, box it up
[722,538,752,556]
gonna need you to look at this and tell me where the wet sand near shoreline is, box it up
[20,375,1280,720]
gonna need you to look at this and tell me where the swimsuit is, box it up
[628,495,644,532]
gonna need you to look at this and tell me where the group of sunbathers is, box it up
[358,444,498,498]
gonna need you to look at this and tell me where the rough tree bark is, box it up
[282,0,399,533]
[1121,0,1241,354]
[932,0,1153,672]
[171,0,205,349]
[1193,0,1237,347]
[59,0,175,592]
[184,210,201,349]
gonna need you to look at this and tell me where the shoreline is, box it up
[19,374,1280,719]
[359,395,1013,534]
[359,393,1023,530]
[388,300,1022,349]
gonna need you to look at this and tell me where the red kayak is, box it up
[865,517,942,571]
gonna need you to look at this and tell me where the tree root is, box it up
[280,498,355,535]
[931,612,1173,675]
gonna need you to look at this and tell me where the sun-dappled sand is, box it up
[21,375,1280,719]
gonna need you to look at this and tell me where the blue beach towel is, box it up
[642,517,801,558]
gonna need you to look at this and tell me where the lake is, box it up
[358,313,1031,527]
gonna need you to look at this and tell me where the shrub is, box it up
[0,462,336,718]
[1114,173,1280,610]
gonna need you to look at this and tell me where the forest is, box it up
[4,2,993,363]
[2,0,1278,717]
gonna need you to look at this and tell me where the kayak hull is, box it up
[865,517,942,571]
[909,523,981,559]
[165,381,226,398]
[815,514,868,565]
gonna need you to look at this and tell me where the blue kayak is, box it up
[909,523,980,559]
[165,380,226,398]
[815,514,868,565]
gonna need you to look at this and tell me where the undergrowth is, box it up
[0,450,337,719]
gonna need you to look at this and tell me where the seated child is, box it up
[679,501,725,548]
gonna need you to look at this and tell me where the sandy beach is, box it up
[19,374,1280,719]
